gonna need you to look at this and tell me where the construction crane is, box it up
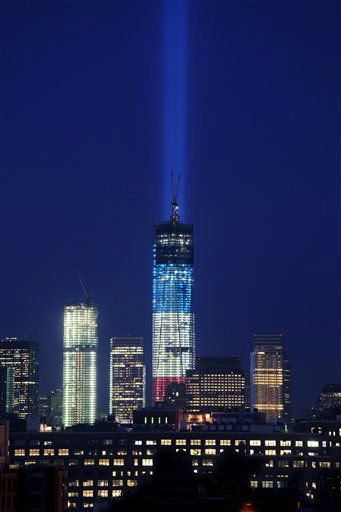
[76,271,93,304]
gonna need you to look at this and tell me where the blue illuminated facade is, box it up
[152,197,195,403]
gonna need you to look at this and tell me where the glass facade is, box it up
[186,357,246,412]
[152,197,195,403]
[0,338,39,418]
[250,335,291,422]
[63,303,98,427]
[109,337,145,423]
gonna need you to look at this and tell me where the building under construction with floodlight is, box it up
[152,176,195,403]
[62,274,98,427]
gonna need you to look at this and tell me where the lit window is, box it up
[280,441,291,447]
[127,480,137,487]
[307,441,319,448]
[134,440,142,445]
[280,450,291,456]
[295,441,303,447]
[161,439,172,446]
[262,481,273,488]
[112,480,123,487]
[202,459,213,466]
[205,449,216,455]
[15,450,25,456]
[29,449,39,456]
[58,449,69,456]
[83,481,93,487]
[112,490,122,497]
[146,440,157,446]
[265,440,276,447]
[191,440,201,446]
[98,480,108,487]
[83,490,93,497]
[190,449,201,456]
[176,440,186,446]
[142,459,153,466]
[84,459,95,465]
[250,440,261,446]
[44,449,54,456]
[220,440,231,446]
[250,481,258,488]
[98,490,108,497]
[205,440,216,446]
[113,459,124,466]
[319,462,330,468]
[99,459,109,466]
[293,461,304,468]
[265,450,276,456]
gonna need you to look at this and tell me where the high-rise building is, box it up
[250,334,291,422]
[0,338,38,418]
[316,384,341,412]
[50,388,63,427]
[0,367,14,416]
[109,336,145,423]
[152,190,195,403]
[62,303,98,427]
[186,356,246,412]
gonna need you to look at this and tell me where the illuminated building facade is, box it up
[0,338,38,418]
[8,426,339,511]
[250,335,291,422]
[109,336,145,423]
[186,356,246,412]
[152,194,195,403]
[62,303,98,427]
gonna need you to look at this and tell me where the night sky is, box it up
[1,1,340,414]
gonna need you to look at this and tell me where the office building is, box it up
[109,336,145,423]
[0,338,38,418]
[62,303,98,427]
[7,420,340,511]
[0,367,14,416]
[250,334,291,422]
[186,356,245,412]
[316,383,341,412]
[152,187,195,403]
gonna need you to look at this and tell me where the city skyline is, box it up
[1,1,340,416]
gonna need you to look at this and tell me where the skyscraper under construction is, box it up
[62,275,98,427]
[152,179,195,403]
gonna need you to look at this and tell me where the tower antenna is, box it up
[170,170,181,224]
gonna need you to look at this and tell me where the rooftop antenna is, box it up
[170,170,181,224]
[76,271,93,305]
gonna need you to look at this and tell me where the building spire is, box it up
[170,170,181,224]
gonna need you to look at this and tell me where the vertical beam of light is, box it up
[163,1,187,220]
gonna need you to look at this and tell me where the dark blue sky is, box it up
[1,1,340,414]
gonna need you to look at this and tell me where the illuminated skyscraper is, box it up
[152,187,195,403]
[62,303,98,426]
[109,336,145,423]
[0,338,38,418]
[250,334,291,422]
[186,356,246,412]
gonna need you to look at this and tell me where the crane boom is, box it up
[76,271,93,304]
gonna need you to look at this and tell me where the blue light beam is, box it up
[163,1,187,220]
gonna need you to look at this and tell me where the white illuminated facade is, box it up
[62,303,98,427]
